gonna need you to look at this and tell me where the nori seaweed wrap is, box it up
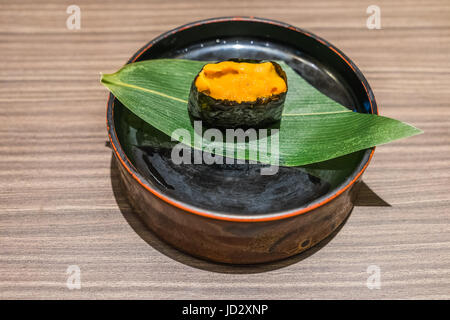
[188,59,288,128]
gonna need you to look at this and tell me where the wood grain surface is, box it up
[0,0,449,299]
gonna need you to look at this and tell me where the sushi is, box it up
[188,59,288,128]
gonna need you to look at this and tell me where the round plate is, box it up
[107,17,377,263]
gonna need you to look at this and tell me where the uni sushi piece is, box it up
[188,59,288,128]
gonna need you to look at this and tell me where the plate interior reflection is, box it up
[114,36,365,215]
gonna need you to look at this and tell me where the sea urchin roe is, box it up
[195,61,287,103]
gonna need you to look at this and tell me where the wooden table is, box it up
[1,0,449,299]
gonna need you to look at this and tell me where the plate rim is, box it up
[106,16,378,222]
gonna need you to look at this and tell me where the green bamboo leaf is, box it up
[101,59,422,166]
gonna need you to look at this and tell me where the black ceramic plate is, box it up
[112,17,376,217]
[107,17,377,263]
